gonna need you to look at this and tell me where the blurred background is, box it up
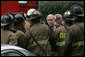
[1,1,84,22]
[38,1,84,21]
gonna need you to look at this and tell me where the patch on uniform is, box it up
[60,32,66,38]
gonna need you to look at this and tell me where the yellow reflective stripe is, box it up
[67,11,70,15]
[33,40,48,46]
[64,12,67,15]
[60,33,66,38]
[37,11,40,14]
[34,12,37,14]
[72,41,84,46]
[56,41,65,46]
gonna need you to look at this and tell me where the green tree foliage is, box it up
[38,1,84,21]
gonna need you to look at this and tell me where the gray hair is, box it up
[46,14,55,19]
[54,14,62,20]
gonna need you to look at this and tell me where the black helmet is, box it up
[14,13,26,23]
[63,10,74,21]
[71,5,84,17]
[27,9,42,20]
[20,12,27,20]
[1,13,15,27]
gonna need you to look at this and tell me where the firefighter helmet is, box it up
[20,12,27,20]
[27,9,42,20]
[14,13,26,23]
[63,10,74,21]
[1,13,15,27]
[70,5,84,17]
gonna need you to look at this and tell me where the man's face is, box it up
[47,16,55,26]
[55,19,60,24]
[55,17,62,24]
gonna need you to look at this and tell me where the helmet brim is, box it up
[65,18,74,21]
[71,13,84,17]
[77,13,84,16]
[1,23,8,27]
[29,16,42,20]
[27,14,42,20]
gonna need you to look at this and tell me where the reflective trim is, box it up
[56,41,65,47]
[33,11,37,14]
[72,41,84,46]
[33,40,48,46]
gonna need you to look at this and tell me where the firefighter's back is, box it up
[29,23,51,56]
[68,22,84,56]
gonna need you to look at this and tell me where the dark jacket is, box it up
[64,22,84,56]
[1,28,17,45]
[14,30,25,46]
[21,23,53,56]
[55,26,67,56]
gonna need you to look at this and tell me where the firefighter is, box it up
[14,13,26,33]
[1,13,16,45]
[20,9,56,56]
[13,13,26,46]
[64,5,84,56]
[55,10,74,56]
